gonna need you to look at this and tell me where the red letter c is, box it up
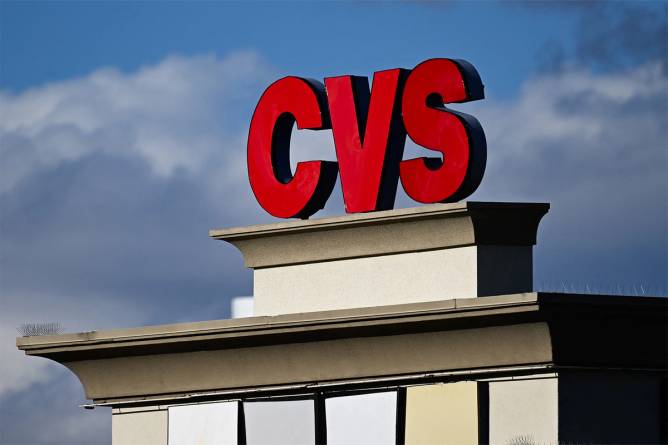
[248,77,338,219]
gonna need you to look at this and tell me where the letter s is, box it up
[400,58,486,203]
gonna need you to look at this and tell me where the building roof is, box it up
[17,292,667,406]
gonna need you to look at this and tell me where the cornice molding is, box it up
[209,202,550,268]
[17,293,667,404]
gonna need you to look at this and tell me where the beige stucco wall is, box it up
[254,247,479,315]
[489,377,558,445]
[112,409,167,445]
[405,382,479,445]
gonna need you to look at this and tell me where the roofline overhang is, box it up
[17,293,668,404]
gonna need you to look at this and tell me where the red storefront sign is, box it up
[248,58,486,219]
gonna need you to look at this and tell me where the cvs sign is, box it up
[248,58,486,219]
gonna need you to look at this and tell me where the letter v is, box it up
[325,69,409,213]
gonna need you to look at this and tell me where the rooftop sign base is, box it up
[210,201,549,315]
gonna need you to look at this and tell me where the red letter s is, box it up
[400,59,486,203]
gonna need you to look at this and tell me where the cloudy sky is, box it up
[1,2,666,443]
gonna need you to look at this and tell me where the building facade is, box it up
[17,202,667,444]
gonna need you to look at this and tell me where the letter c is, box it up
[247,77,338,219]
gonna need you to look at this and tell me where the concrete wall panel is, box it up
[326,391,397,445]
[244,399,315,445]
[255,248,479,315]
[405,382,479,445]
[489,378,558,445]
[168,402,237,445]
[112,410,167,445]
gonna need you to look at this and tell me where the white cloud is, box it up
[475,62,666,168]
[0,51,275,194]
[0,364,112,444]
[470,62,667,286]
[1,291,149,398]
[471,61,666,208]
[0,49,281,409]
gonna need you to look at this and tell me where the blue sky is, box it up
[1,2,667,444]
[2,2,581,95]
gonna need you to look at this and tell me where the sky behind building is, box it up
[1,2,667,443]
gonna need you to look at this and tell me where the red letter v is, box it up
[325,69,409,213]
